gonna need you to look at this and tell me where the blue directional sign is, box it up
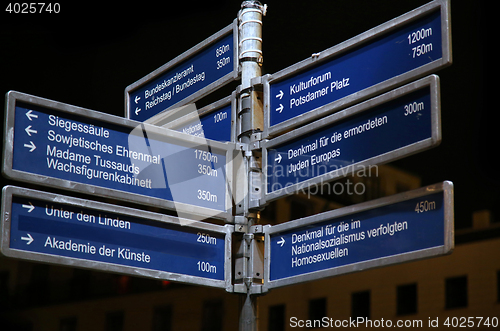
[262,75,441,202]
[263,181,454,289]
[264,0,451,137]
[3,91,233,221]
[169,96,234,143]
[1,186,232,288]
[126,21,238,122]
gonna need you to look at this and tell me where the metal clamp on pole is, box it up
[238,2,266,65]
[233,229,265,287]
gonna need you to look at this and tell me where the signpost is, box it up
[263,181,454,290]
[263,0,451,137]
[1,186,232,290]
[125,20,239,123]
[3,91,234,221]
[164,94,236,143]
[1,2,455,324]
[262,75,441,203]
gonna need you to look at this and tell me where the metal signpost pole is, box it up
[237,2,266,331]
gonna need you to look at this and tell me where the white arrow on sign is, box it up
[135,107,141,115]
[22,202,35,213]
[275,154,282,163]
[135,95,141,104]
[24,141,36,152]
[21,233,34,245]
[25,110,38,121]
[25,125,37,136]
[277,237,285,247]
[276,90,284,100]
[276,104,284,113]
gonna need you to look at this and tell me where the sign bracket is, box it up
[233,227,266,295]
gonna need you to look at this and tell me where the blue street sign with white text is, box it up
[126,22,238,122]
[263,76,440,202]
[3,92,233,221]
[1,186,231,288]
[264,0,451,137]
[174,103,232,143]
[263,182,454,289]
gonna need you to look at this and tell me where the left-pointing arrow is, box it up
[25,125,37,136]
[135,95,141,104]
[24,141,36,152]
[25,110,38,121]
[135,107,141,115]
[21,234,34,245]
[22,202,35,213]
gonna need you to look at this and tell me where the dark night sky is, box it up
[0,1,493,229]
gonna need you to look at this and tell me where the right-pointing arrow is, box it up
[22,202,35,213]
[275,154,282,163]
[21,233,34,245]
[277,237,285,247]
[24,141,36,152]
[276,90,284,100]
[276,104,284,113]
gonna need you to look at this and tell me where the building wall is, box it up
[258,237,500,330]
[1,235,498,330]
[2,284,242,331]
